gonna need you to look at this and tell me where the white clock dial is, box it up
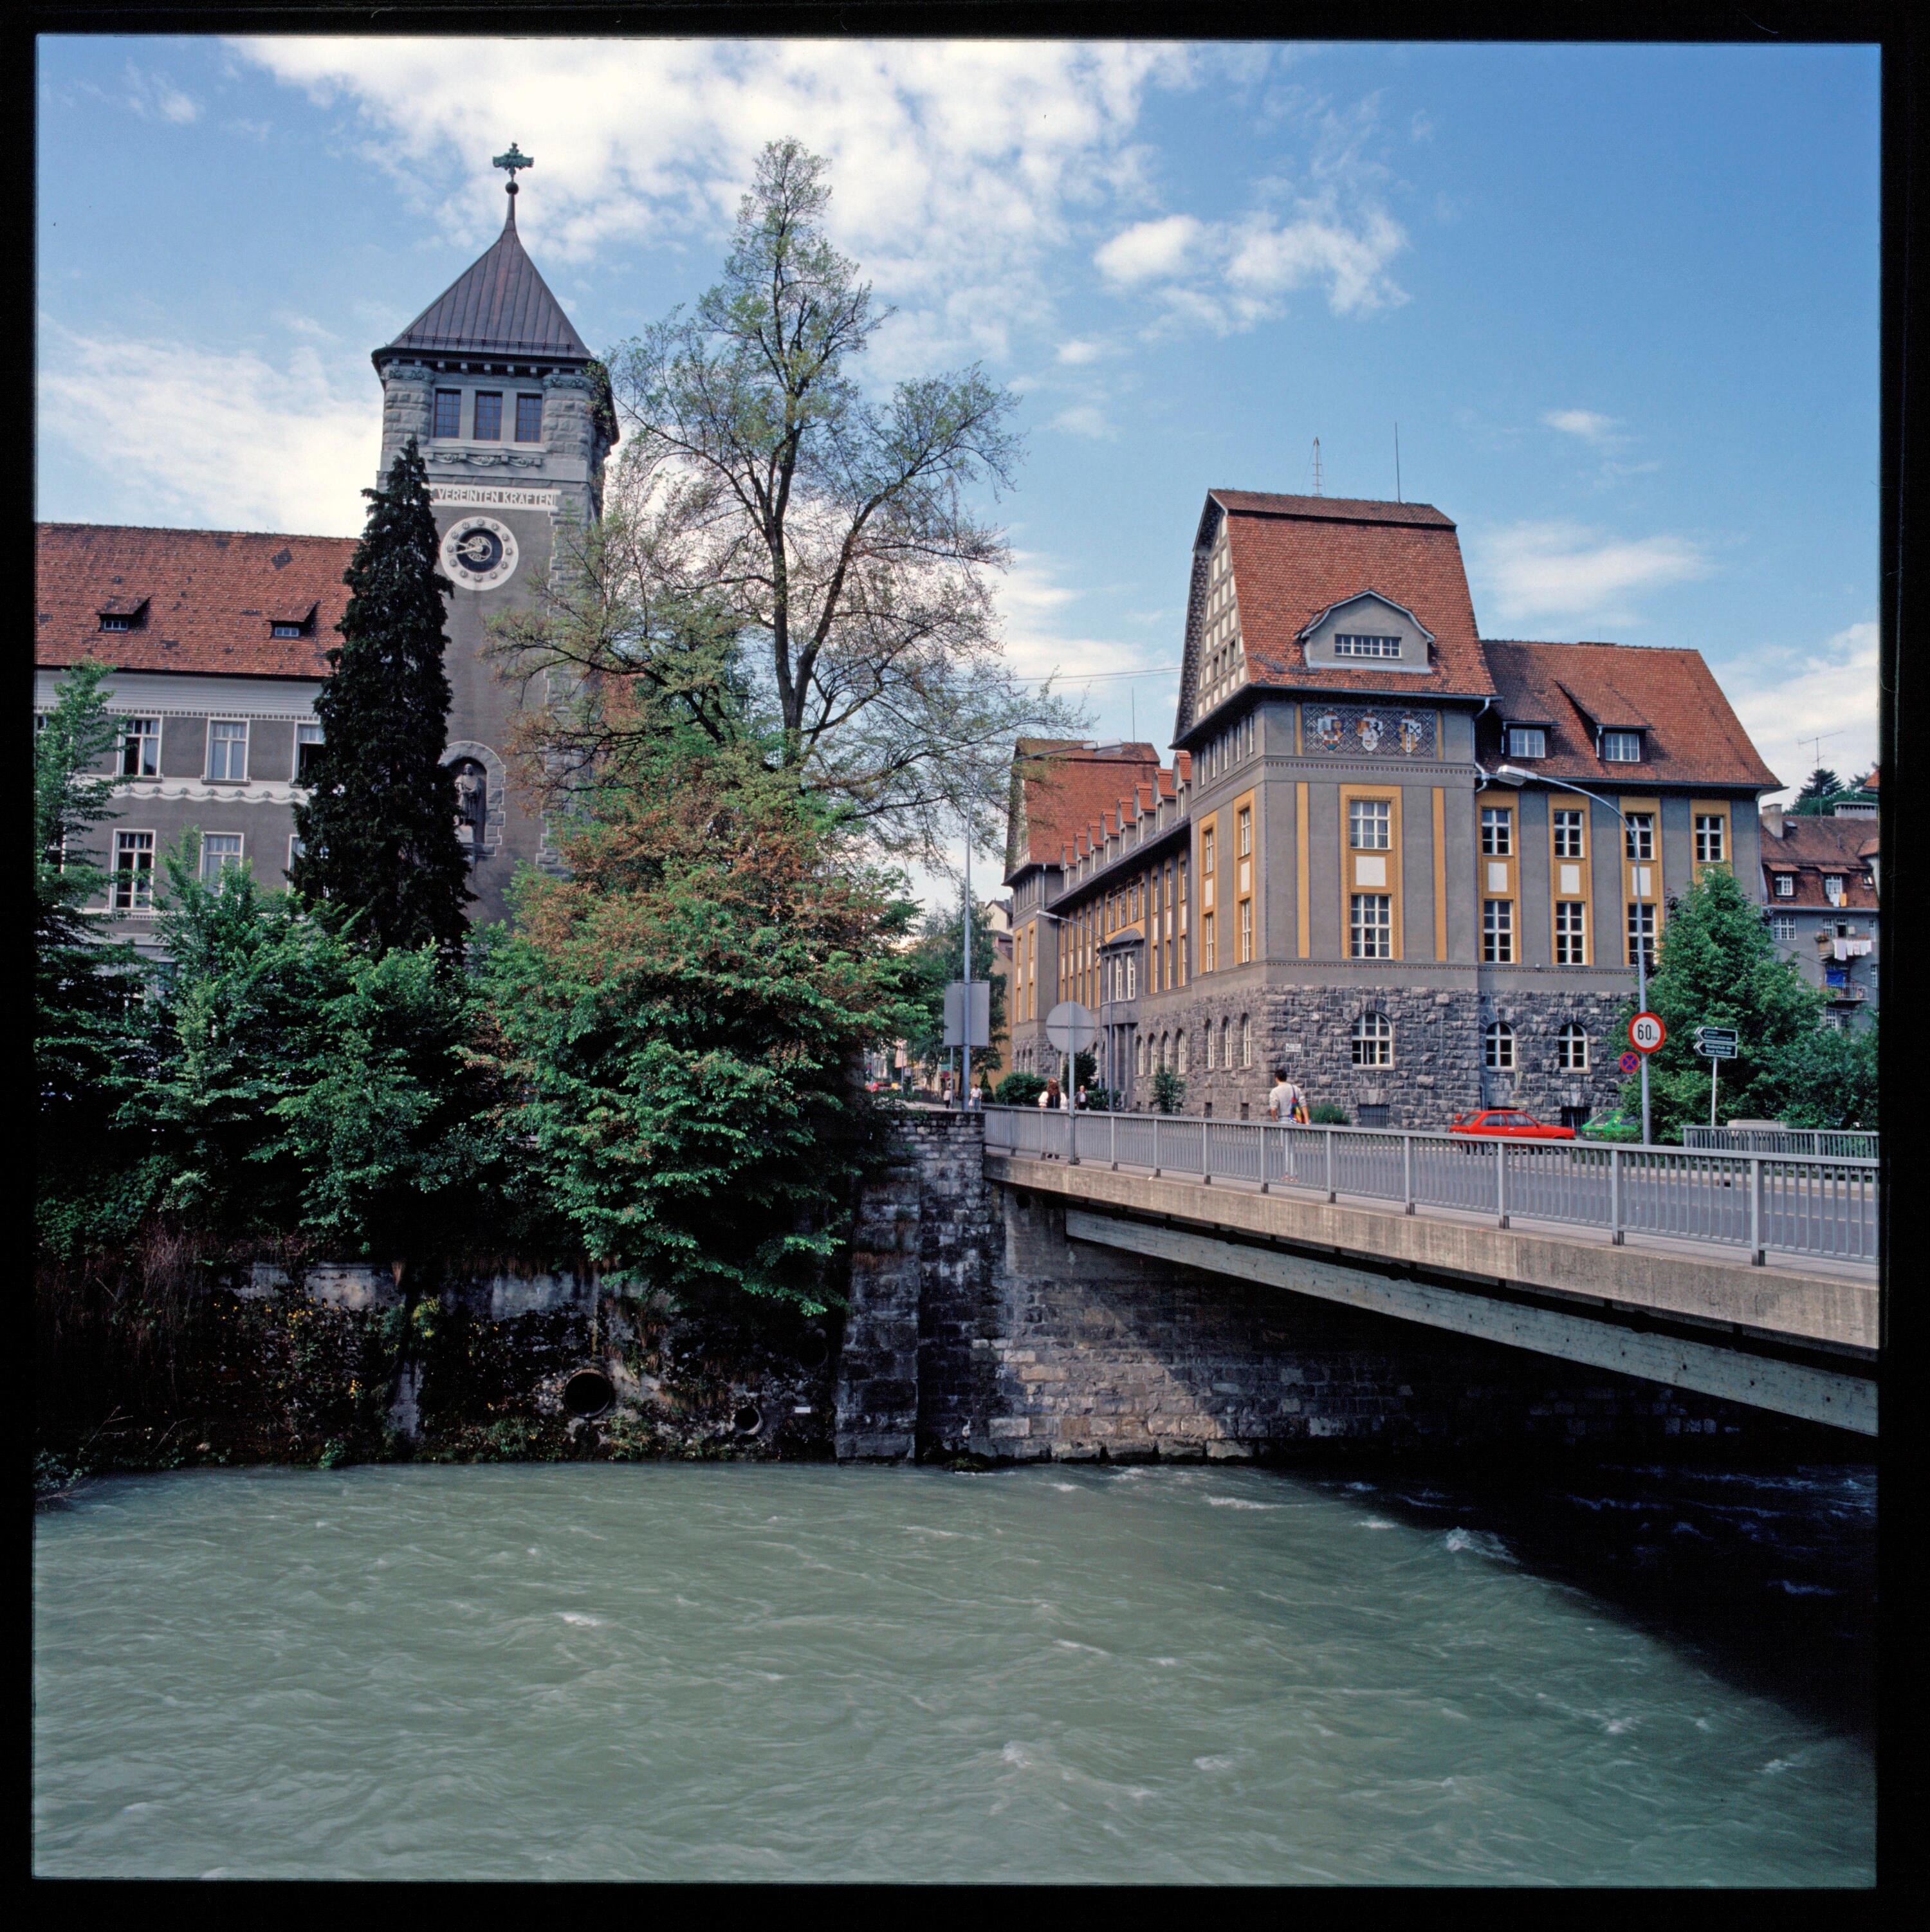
[440,515,520,592]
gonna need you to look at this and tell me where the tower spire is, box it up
[492,142,534,223]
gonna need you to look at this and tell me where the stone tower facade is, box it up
[370,181,617,925]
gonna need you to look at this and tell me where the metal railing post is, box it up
[1067,1103,1078,1166]
[1202,1118,1212,1185]
[1110,1111,1119,1171]
[1402,1134,1415,1215]
[1610,1147,1623,1245]
[1750,1155,1765,1265]
[1325,1128,1336,1203]
[1496,1138,1509,1228]
[1260,1123,1271,1194]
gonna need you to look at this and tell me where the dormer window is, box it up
[1298,593,1435,674]
[268,602,315,641]
[99,615,131,632]
[1506,726,1547,759]
[271,622,301,639]
[96,597,148,633]
[1773,874,1794,897]
[1334,634,1402,658]
[1601,730,1642,763]
[1824,874,1844,906]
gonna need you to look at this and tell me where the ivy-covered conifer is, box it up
[291,437,470,955]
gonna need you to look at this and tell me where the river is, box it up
[33,1460,1874,1884]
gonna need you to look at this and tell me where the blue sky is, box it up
[38,37,1880,854]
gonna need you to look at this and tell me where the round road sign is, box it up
[1618,1051,1640,1074]
[1629,1011,1666,1054]
[1045,1000,1098,1054]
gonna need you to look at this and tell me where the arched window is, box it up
[1177,1031,1190,1075]
[1135,1035,1147,1078]
[1159,1032,1170,1071]
[1220,1018,1232,1067]
[1558,1022,1590,1071]
[1351,1011,1393,1067]
[1206,1024,1217,1070]
[1484,1021,1516,1071]
[1240,1015,1253,1067]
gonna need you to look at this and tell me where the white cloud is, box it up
[1727,621,1879,799]
[1542,407,1619,445]
[1054,338,1106,365]
[1096,214,1206,285]
[126,63,201,125]
[1049,403,1114,439]
[38,325,374,535]
[1475,520,1711,625]
[232,37,1205,374]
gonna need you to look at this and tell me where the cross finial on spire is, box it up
[493,143,534,198]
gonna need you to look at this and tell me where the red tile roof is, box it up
[37,524,357,679]
[1481,639,1778,791]
[1761,813,1881,910]
[1202,492,1493,715]
[1007,741,1164,876]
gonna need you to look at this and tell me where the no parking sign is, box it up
[1618,1051,1640,1074]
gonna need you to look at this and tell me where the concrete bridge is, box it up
[981,1108,1878,1437]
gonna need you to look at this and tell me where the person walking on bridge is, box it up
[1267,1067,1309,1125]
[1038,1076,1065,1158]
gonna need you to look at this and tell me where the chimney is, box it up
[1761,801,1785,840]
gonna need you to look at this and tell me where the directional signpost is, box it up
[1695,1024,1740,1126]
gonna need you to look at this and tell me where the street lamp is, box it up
[1492,763,1654,1146]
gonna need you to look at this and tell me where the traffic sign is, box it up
[1629,1011,1666,1054]
[1045,1000,1098,1054]
[1618,1051,1641,1074]
[1694,1026,1739,1048]
[1694,1038,1739,1060]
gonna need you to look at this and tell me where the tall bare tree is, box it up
[497,138,1081,861]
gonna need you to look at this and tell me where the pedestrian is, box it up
[1267,1065,1309,1124]
[1038,1076,1063,1156]
[1076,1084,1089,1112]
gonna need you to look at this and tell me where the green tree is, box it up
[901,897,1007,1078]
[133,842,508,1264]
[1151,1065,1186,1114]
[1615,867,1824,1141]
[291,437,472,956]
[590,137,1082,859]
[35,661,146,1251]
[1792,766,1846,816]
[479,690,921,1312]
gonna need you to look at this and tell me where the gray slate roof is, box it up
[380,199,591,362]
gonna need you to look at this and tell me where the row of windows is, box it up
[1472,805,1715,865]
[434,389,544,443]
[110,715,324,785]
[1119,1012,1592,1079]
[109,828,296,910]
[1772,873,1855,904]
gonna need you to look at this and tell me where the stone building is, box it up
[1759,795,1880,1027]
[1004,490,1780,1128]
[34,168,615,939]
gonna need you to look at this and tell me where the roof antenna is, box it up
[1394,423,1402,502]
[1311,436,1323,497]
[493,142,533,221]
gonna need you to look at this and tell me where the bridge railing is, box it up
[982,1108,1878,1268]
[1682,1126,1879,1159]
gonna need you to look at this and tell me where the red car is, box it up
[1448,1109,1576,1141]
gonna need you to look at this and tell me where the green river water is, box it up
[33,1460,1874,1883]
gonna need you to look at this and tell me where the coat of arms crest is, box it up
[1310,710,1343,751]
[1398,714,1429,755]
[1355,713,1385,752]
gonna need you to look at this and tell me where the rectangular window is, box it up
[433,389,462,439]
[288,833,305,871]
[1202,910,1216,973]
[1349,799,1392,851]
[1241,1015,1252,1067]
[1554,901,1588,965]
[1624,813,1655,861]
[200,833,243,882]
[1552,807,1585,859]
[295,720,324,782]
[1236,805,1252,858]
[1558,1029,1590,1071]
[206,719,248,782]
[1601,730,1642,763]
[1238,897,1253,964]
[1773,874,1794,897]
[118,716,160,778]
[473,392,503,440]
[1333,634,1402,658]
[1507,727,1547,759]
[1695,814,1727,864]
[1770,913,1797,940]
[1824,875,1844,906]
[1482,898,1514,963]
[1480,806,1513,856]
[112,831,155,912]
[1627,901,1657,969]
[98,614,132,633]
[271,622,302,639]
[515,392,544,442]
[1202,827,1216,877]
[1350,894,1393,959]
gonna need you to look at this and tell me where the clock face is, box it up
[440,516,519,592]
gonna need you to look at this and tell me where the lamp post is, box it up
[1493,764,1653,1146]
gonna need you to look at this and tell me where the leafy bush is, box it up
[1150,1067,1186,1114]
[1307,1101,1350,1125]
[995,1071,1046,1107]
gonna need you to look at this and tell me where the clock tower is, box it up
[370,146,616,923]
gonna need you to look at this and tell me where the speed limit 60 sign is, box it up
[1629,1011,1666,1054]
